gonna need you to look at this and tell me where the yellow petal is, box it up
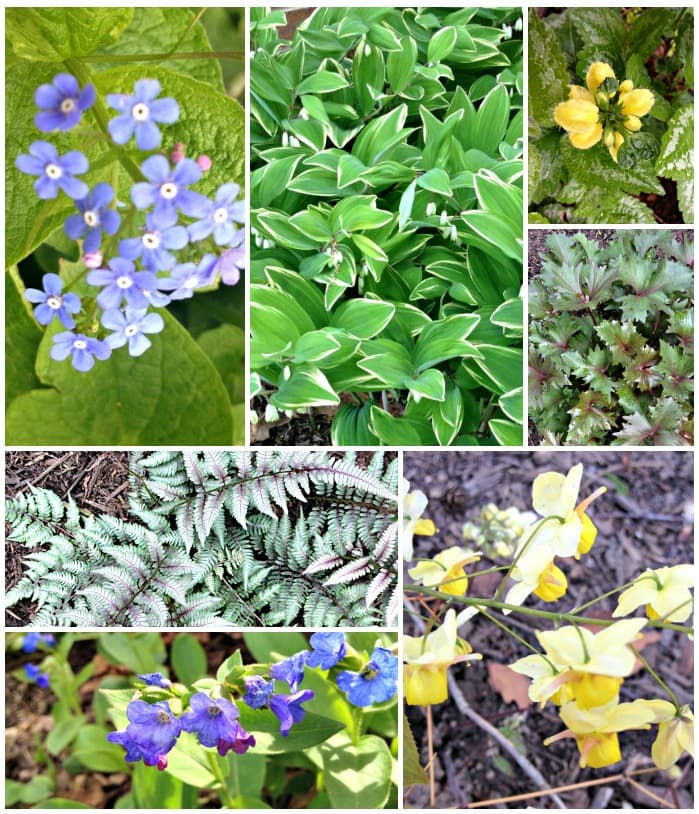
[608,131,624,163]
[619,80,634,94]
[404,664,449,705]
[586,61,616,95]
[414,518,436,536]
[554,99,600,134]
[620,88,654,117]
[567,85,595,103]
[570,673,623,709]
[575,510,597,557]
[533,562,568,602]
[577,732,621,768]
[569,124,603,149]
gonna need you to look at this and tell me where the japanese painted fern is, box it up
[6,450,398,627]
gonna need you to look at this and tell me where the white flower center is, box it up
[124,324,139,337]
[45,163,62,179]
[46,295,63,310]
[83,209,100,227]
[213,206,228,224]
[185,275,199,289]
[60,98,76,114]
[142,232,161,250]
[160,182,178,200]
[73,339,87,350]
[116,275,133,289]
[131,102,150,122]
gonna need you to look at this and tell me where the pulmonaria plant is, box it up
[105,632,398,772]
[529,230,694,446]
[16,73,245,373]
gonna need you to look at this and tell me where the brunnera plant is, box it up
[528,7,694,224]
[5,7,246,445]
[250,6,524,447]
[529,230,694,446]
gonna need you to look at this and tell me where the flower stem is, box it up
[79,50,244,64]
[351,706,363,747]
[492,515,561,601]
[206,750,237,808]
[631,646,681,711]
[567,580,635,615]
[478,607,558,672]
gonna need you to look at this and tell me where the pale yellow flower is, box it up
[613,564,694,623]
[402,479,436,561]
[643,701,695,769]
[408,546,480,597]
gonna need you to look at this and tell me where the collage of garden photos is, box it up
[4,5,695,811]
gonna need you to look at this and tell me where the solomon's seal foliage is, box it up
[6,450,398,627]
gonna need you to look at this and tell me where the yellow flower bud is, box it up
[618,79,634,94]
[623,114,643,132]
[586,61,616,96]
[607,131,624,163]
[533,561,568,602]
[619,88,654,118]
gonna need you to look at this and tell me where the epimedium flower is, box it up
[269,689,315,736]
[404,610,480,706]
[180,693,255,756]
[306,632,347,670]
[64,182,120,253]
[107,79,179,150]
[545,698,657,769]
[188,182,245,246]
[16,141,89,200]
[510,618,647,709]
[270,651,309,693]
[131,155,209,230]
[612,564,694,623]
[101,307,165,357]
[118,216,189,272]
[554,61,654,163]
[87,257,158,310]
[336,647,398,707]
[402,479,437,561]
[34,73,95,132]
[504,545,569,609]
[408,546,480,597]
[644,701,695,770]
[51,331,111,372]
[24,273,81,329]
[107,699,182,771]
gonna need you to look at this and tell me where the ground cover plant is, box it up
[529,7,694,224]
[6,631,398,809]
[5,450,398,627]
[250,6,524,446]
[403,451,694,808]
[5,7,245,445]
[529,229,694,446]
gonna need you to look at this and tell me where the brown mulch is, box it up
[404,450,694,809]
[6,453,132,626]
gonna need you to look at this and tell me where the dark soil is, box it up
[404,450,694,809]
[251,396,334,446]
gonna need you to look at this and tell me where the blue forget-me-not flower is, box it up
[64,182,120,253]
[107,79,179,151]
[102,307,164,357]
[34,73,95,132]
[50,332,111,372]
[16,141,89,200]
[24,273,81,329]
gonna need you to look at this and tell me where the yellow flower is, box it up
[644,701,695,769]
[510,618,646,708]
[403,609,481,705]
[547,699,657,768]
[613,564,694,623]
[402,479,436,561]
[408,547,480,597]
[553,61,654,163]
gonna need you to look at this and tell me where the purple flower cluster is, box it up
[16,73,245,373]
[108,693,255,771]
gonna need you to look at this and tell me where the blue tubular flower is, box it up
[336,647,398,707]
[50,332,111,372]
[307,632,347,670]
[22,633,41,653]
[119,216,188,272]
[107,700,181,770]
[131,155,209,229]
[101,308,164,357]
[188,182,245,246]
[24,664,50,688]
[16,141,89,200]
[87,257,156,310]
[243,676,275,709]
[137,673,172,689]
[35,73,95,132]
[180,693,255,756]
[64,182,120,252]
[107,79,179,150]
[24,273,81,329]
[270,651,309,692]
[269,690,314,736]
